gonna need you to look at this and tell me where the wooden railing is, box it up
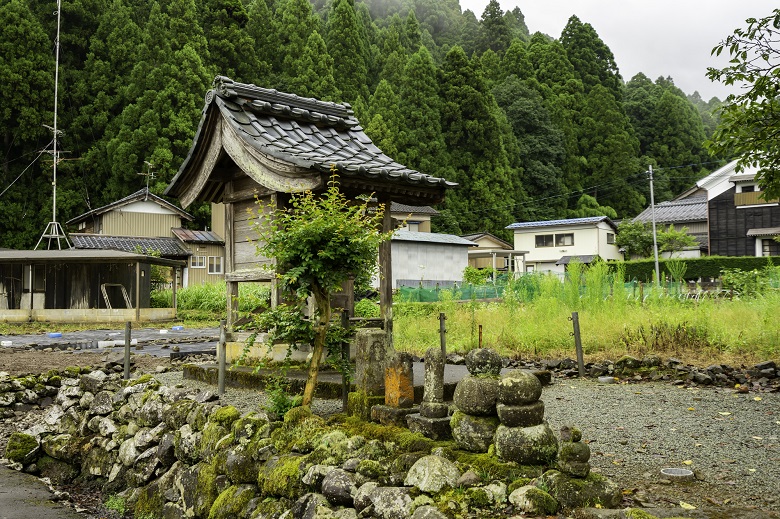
[735,191,779,206]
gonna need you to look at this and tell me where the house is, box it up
[506,216,622,273]
[164,76,455,329]
[633,159,780,257]
[632,196,709,257]
[391,203,438,232]
[391,231,476,288]
[66,188,226,286]
[461,232,528,275]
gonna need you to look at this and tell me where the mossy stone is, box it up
[535,469,622,510]
[357,459,384,479]
[208,484,257,519]
[195,462,221,517]
[133,482,165,518]
[211,405,241,427]
[453,375,499,416]
[498,370,542,405]
[494,423,558,465]
[258,455,305,499]
[450,411,499,453]
[466,487,492,507]
[36,454,79,485]
[465,349,503,376]
[5,432,39,464]
[200,423,233,462]
[508,485,558,515]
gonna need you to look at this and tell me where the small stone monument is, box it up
[557,426,590,477]
[450,349,502,452]
[494,369,558,464]
[407,348,451,439]
[348,329,390,419]
[371,352,419,426]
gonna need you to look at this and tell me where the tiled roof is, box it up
[70,234,191,258]
[67,188,192,225]
[506,216,617,231]
[390,202,439,216]
[460,232,513,250]
[0,249,184,266]
[392,231,476,246]
[165,77,456,206]
[171,228,224,245]
[633,196,707,224]
[747,227,780,237]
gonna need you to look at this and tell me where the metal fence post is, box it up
[218,319,226,397]
[124,321,131,380]
[570,312,585,378]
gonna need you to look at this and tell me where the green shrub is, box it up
[354,298,380,318]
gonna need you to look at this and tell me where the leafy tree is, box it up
[253,176,391,406]
[365,80,403,156]
[657,225,697,254]
[326,0,370,103]
[615,220,654,258]
[567,194,617,219]
[706,8,780,199]
[245,0,275,85]
[501,38,532,80]
[402,9,422,53]
[274,0,320,91]
[504,7,529,42]
[200,0,258,82]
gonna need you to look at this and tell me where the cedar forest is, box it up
[0,0,726,248]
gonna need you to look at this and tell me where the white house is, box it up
[506,216,622,274]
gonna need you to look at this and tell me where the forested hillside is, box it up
[0,0,724,247]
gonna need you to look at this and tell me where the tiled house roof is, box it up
[633,197,707,225]
[392,231,476,246]
[70,234,191,258]
[165,76,456,207]
[67,188,192,225]
[390,202,439,216]
[506,216,618,232]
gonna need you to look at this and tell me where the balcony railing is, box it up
[735,191,779,206]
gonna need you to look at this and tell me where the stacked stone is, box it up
[557,426,590,477]
[450,349,502,452]
[406,347,451,439]
[494,369,558,465]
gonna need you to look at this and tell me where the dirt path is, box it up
[0,348,171,377]
[0,466,87,519]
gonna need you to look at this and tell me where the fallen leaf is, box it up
[754,397,762,401]
[680,501,697,510]
[719,412,731,416]
[695,443,702,447]
[687,407,695,411]
[683,460,693,465]
[748,469,756,473]
[752,436,763,440]
[705,497,722,505]
[724,499,732,504]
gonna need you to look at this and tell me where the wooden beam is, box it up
[379,200,393,348]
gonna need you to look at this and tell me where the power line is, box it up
[0,143,52,200]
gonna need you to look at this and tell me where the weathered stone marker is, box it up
[450,348,503,452]
[370,352,419,426]
[348,329,390,420]
[407,347,451,439]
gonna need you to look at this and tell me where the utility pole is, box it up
[649,165,660,285]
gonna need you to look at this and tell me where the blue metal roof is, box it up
[506,216,617,231]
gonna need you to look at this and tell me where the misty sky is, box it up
[460,0,776,101]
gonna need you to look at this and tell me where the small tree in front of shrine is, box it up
[253,175,391,406]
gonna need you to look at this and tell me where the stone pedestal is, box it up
[384,353,415,408]
[407,347,452,440]
[371,405,420,427]
[406,413,452,440]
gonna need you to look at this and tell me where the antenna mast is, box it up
[36,0,71,250]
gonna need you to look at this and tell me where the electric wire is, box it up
[0,141,54,200]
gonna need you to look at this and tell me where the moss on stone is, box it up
[195,462,221,518]
[466,487,492,507]
[625,509,661,519]
[128,374,158,387]
[200,423,233,462]
[283,405,311,425]
[208,484,257,519]
[5,432,39,463]
[65,366,82,377]
[271,415,328,454]
[338,416,440,453]
[133,483,165,518]
[347,390,384,420]
[454,451,541,482]
[356,459,384,479]
[258,455,305,499]
[211,405,241,426]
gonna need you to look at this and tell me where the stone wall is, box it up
[1,369,618,518]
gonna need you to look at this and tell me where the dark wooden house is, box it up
[165,76,455,330]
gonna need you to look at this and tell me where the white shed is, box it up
[390,231,476,288]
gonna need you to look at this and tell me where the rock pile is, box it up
[450,349,502,452]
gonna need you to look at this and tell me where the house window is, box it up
[740,184,755,193]
[191,256,206,268]
[406,222,420,232]
[208,256,224,274]
[606,232,615,244]
[535,234,554,247]
[555,233,574,246]
[763,240,774,257]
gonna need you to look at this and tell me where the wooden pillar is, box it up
[379,200,393,347]
[224,181,236,330]
[226,281,239,332]
[135,262,141,322]
[172,267,178,312]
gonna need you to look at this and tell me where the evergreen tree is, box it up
[105,0,211,201]
[477,0,512,55]
[245,0,276,85]
[501,38,532,80]
[0,0,54,248]
[326,0,370,103]
[560,15,622,99]
[200,0,258,82]
[458,9,480,57]
[274,0,319,91]
[397,47,446,177]
[439,46,516,236]
[403,9,422,53]
[365,80,403,156]
[289,32,341,101]
[504,7,529,41]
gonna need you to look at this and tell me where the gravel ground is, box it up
[154,369,780,514]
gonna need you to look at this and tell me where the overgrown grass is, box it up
[151,282,271,314]
[393,267,780,365]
